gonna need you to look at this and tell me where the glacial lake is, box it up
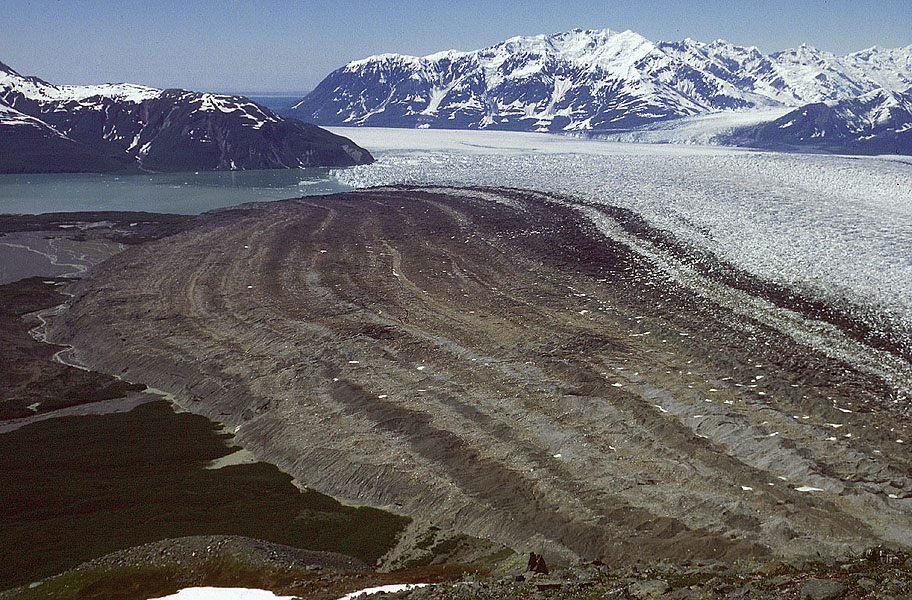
[0,168,352,215]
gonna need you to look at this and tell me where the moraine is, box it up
[0,168,353,214]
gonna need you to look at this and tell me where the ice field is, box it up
[327,127,912,394]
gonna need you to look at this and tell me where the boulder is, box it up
[799,579,846,600]
[628,579,671,598]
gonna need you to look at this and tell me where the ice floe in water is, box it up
[328,127,912,393]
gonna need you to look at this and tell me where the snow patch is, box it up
[335,584,429,600]
[148,587,298,600]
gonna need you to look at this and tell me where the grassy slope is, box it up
[0,401,409,590]
[0,277,145,420]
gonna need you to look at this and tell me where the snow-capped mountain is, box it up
[288,28,912,133]
[842,46,912,92]
[0,61,373,173]
[722,87,912,154]
[0,102,136,173]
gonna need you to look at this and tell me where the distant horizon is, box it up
[218,90,312,96]
[8,27,912,97]
[2,0,910,92]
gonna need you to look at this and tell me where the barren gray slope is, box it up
[50,187,912,564]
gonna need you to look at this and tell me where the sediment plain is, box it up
[49,186,912,565]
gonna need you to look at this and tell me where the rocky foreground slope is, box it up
[0,60,373,173]
[49,187,912,566]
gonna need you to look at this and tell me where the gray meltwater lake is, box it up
[0,168,352,215]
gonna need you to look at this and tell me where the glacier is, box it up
[328,127,912,389]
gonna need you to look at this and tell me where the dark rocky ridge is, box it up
[0,60,373,173]
[49,187,912,566]
[76,535,370,573]
[0,106,135,173]
[721,87,912,154]
[394,550,912,600]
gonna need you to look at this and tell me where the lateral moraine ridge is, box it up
[49,186,912,564]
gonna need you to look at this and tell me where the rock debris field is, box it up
[49,186,912,565]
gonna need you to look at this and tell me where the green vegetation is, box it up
[7,565,190,600]
[0,277,145,420]
[3,557,475,600]
[0,276,69,314]
[415,527,441,550]
[0,401,409,590]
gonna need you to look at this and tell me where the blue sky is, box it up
[2,0,910,92]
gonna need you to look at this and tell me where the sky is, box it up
[2,0,910,93]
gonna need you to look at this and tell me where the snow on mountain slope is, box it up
[0,61,373,173]
[0,101,60,132]
[0,98,136,173]
[0,60,159,104]
[148,587,297,600]
[843,45,912,93]
[657,39,839,105]
[290,29,732,132]
[767,44,871,102]
[723,87,912,154]
[289,29,912,134]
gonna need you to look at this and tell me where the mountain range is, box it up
[722,87,912,154]
[5,28,912,167]
[287,28,912,153]
[0,61,373,174]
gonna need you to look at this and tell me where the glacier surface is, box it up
[328,127,912,364]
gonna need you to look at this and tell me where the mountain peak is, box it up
[0,59,374,173]
[290,28,912,133]
[792,42,820,53]
[854,86,912,108]
[346,52,423,70]
[423,49,469,61]
[728,80,912,154]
